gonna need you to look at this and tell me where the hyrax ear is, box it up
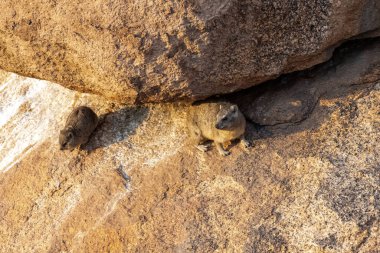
[68,131,74,139]
[230,105,238,112]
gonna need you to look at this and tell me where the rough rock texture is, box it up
[233,38,380,125]
[0,1,380,103]
[1,43,380,252]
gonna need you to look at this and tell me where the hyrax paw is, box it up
[219,150,231,157]
[196,144,210,152]
[241,139,252,150]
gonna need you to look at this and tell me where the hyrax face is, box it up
[215,105,240,130]
[59,128,77,151]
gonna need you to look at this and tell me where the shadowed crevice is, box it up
[82,106,149,151]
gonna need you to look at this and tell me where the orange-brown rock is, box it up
[1,41,379,251]
[0,1,379,103]
[233,38,380,125]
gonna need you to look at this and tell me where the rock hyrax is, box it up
[59,106,99,151]
[187,101,250,156]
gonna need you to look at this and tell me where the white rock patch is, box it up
[0,72,76,173]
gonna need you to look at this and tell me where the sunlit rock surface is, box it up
[0,65,379,251]
[0,0,379,102]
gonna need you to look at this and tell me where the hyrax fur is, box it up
[187,101,250,156]
[59,106,99,151]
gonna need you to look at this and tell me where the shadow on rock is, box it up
[82,106,149,151]
[226,37,380,142]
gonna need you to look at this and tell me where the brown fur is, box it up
[187,101,249,156]
[59,106,99,151]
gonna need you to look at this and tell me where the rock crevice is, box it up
[0,0,379,102]
[0,38,380,252]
